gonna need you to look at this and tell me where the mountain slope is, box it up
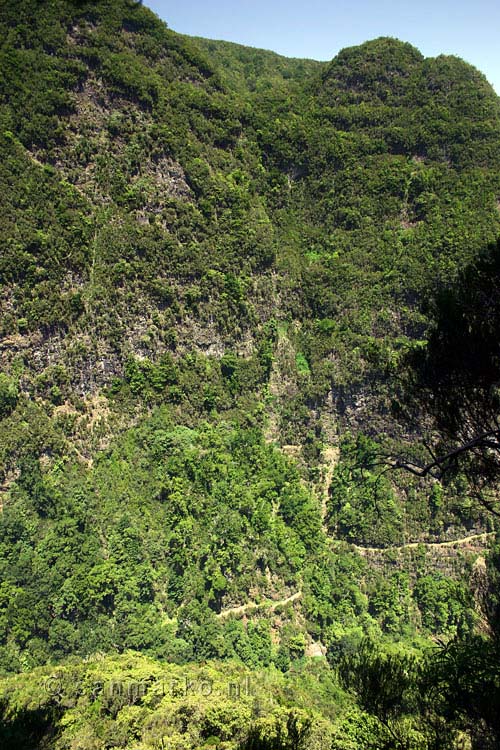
[0,4,500,746]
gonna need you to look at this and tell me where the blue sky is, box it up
[144,0,500,93]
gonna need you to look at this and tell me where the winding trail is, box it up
[319,445,340,522]
[215,536,494,619]
[217,591,302,620]
[334,531,495,555]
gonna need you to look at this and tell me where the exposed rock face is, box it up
[1,3,499,702]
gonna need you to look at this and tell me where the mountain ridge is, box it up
[0,2,499,747]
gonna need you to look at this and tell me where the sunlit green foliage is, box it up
[0,1,499,746]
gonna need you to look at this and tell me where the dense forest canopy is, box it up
[0,0,500,747]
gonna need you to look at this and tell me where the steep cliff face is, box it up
[0,0,499,684]
[1,5,499,396]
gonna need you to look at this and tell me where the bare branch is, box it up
[388,428,500,478]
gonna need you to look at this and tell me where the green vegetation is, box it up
[1,0,500,747]
[0,654,337,749]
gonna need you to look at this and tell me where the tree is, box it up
[336,639,441,749]
[243,711,312,750]
[390,236,500,747]
[0,374,18,419]
[421,634,500,750]
[391,237,500,513]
